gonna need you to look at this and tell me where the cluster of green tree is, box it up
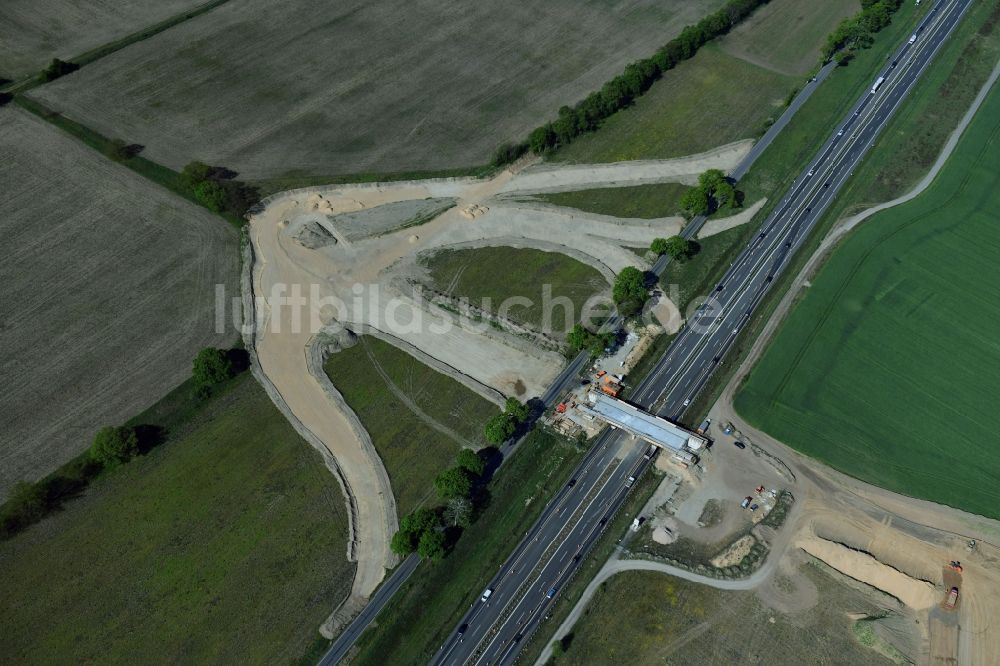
[650,236,691,260]
[567,324,616,358]
[679,169,739,218]
[612,266,651,317]
[823,0,905,64]
[180,161,260,221]
[523,0,771,155]
[192,347,242,396]
[0,347,247,539]
[390,448,489,559]
[491,142,529,167]
[484,397,531,444]
[38,58,79,83]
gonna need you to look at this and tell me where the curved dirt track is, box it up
[245,148,753,606]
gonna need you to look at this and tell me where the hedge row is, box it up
[522,0,773,156]
[823,0,905,61]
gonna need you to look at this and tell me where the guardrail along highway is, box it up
[433,1,972,664]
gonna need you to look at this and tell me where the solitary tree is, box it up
[89,426,139,467]
[435,467,473,501]
[192,348,234,389]
[613,266,648,317]
[417,528,447,559]
[484,413,516,444]
[455,448,485,477]
[662,236,690,260]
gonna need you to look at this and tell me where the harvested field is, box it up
[734,83,1000,520]
[0,0,205,79]
[323,336,498,516]
[557,564,896,665]
[0,373,355,663]
[30,0,724,179]
[719,0,860,76]
[0,107,237,499]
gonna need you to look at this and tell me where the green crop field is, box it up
[552,564,896,665]
[420,246,609,333]
[324,336,499,516]
[719,0,859,76]
[0,373,354,663]
[533,182,690,219]
[735,82,1000,520]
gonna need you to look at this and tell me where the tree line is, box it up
[0,347,246,539]
[390,397,531,560]
[490,0,773,162]
[823,0,905,64]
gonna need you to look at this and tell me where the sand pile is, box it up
[797,535,938,609]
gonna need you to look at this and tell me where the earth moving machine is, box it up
[945,587,959,609]
[598,373,621,397]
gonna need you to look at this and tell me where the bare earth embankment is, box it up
[0,107,238,498]
[29,0,725,177]
[245,149,749,603]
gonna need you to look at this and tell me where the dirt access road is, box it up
[244,145,753,608]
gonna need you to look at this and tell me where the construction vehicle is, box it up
[948,561,963,573]
[697,418,711,434]
[599,374,621,397]
[945,587,959,609]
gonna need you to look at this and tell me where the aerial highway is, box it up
[433,0,972,664]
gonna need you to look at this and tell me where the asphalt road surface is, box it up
[434,1,971,664]
[315,23,844,666]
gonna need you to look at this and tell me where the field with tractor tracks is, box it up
[29,0,724,179]
[735,81,1000,521]
[0,107,238,498]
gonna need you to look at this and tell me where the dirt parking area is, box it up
[0,107,238,497]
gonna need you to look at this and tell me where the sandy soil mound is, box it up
[797,535,938,609]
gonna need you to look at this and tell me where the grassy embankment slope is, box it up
[735,79,1000,520]
[534,182,690,220]
[0,373,354,663]
[346,429,583,665]
[551,565,896,665]
[324,336,498,517]
[420,247,609,334]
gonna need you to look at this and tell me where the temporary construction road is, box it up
[434,0,972,664]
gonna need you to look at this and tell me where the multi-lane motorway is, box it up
[434,1,971,663]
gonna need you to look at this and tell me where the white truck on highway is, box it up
[871,76,885,94]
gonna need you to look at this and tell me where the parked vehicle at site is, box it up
[946,587,959,609]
